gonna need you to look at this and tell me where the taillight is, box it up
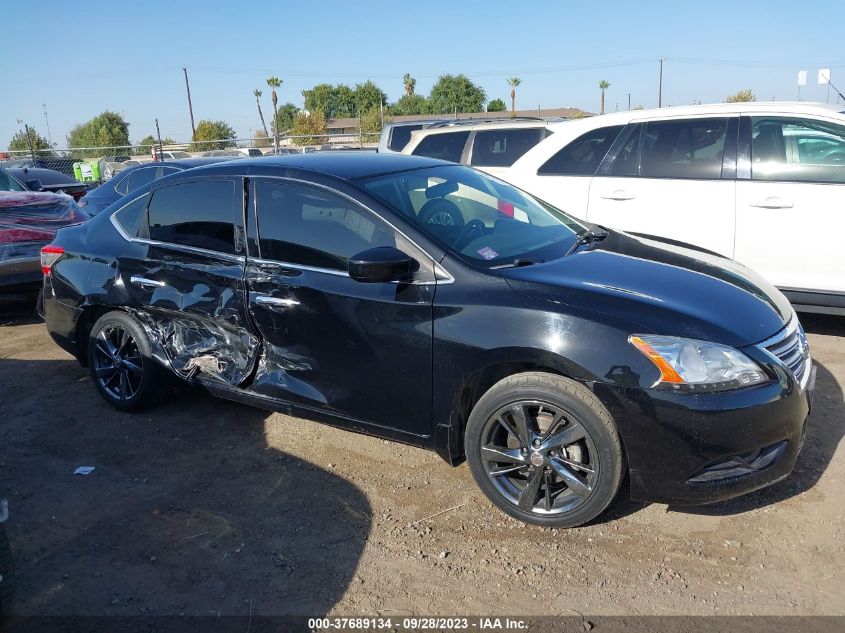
[41,245,64,276]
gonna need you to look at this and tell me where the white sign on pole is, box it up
[798,70,807,86]
[819,68,831,85]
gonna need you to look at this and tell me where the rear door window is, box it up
[115,167,159,195]
[640,118,728,179]
[470,128,549,167]
[411,131,470,163]
[539,125,624,175]
[147,180,237,253]
[750,116,845,183]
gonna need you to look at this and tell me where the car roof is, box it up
[413,118,551,135]
[119,157,234,172]
[182,152,451,180]
[6,166,79,185]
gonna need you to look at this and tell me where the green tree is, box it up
[507,77,522,115]
[725,89,755,103]
[8,126,52,156]
[192,120,236,151]
[353,80,388,114]
[291,110,327,146]
[391,94,430,116]
[68,111,130,158]
[254,89,269,137]
[135,134,175,154]
[486,98,507,113]
[403,73,416,97]
[266,76,282,146]
[599,80,611,115]
[333,84,356,118]
[303,83,337,116]
[359,107,389,144]
[272,103,300,136]
[428,74,486,114]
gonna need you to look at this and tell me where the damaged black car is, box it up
[41,153,814,527]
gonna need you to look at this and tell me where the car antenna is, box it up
[155,118,164,163]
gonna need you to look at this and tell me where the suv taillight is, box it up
[40,245,64,276]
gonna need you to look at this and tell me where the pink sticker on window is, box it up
[477,246,499,260]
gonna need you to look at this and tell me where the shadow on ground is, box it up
[1,358,371,616]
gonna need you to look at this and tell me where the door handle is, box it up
[254,295,300,311]
[749,197,793,209]
[600,189,635,201]
[130,275,166,289]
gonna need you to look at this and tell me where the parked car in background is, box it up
[6,167,88,201]
[77,158,232,216]
[401,118,555,178]
[496,102,845,314]
[198,149,244,157]
[378,119,450,154]
[1,191,88,303]
[237,147,264,157]
[1,156,78,179]
[98,155,131,182]
[41,153,813,527]
[151,150,191,160]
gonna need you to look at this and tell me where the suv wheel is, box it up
[87,311,164,411]
[465,372,624,527]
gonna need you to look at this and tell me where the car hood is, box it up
[502,230,793,347]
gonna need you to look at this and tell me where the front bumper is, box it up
[595,363,814,505]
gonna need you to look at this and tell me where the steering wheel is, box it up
[455,219,487,251]
[418,198,465,227]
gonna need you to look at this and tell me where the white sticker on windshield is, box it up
[477,247,499,260]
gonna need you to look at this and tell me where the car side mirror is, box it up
[25,179,44,191]
[348,247,416,283]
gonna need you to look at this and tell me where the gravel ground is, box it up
[0,311,842,617]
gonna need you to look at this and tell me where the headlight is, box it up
[629,335,767,392]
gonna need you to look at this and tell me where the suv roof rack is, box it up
[427,116,545,129]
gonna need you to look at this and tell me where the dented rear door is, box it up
[118,176,259,385]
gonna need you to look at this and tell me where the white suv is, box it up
[402,118,554,178]
[498,102,845,314]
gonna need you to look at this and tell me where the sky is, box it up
[2,0,844,148]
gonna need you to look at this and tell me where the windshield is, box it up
[0,168,25,192]
[359,165,584,265]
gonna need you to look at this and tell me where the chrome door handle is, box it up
[600,190,635,201]
[749,197,793,209]
[130,275,166,289]
[254,295,300,310]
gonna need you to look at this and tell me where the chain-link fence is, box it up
[0,132,380,185]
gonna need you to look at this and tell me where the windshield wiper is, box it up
[491,258,547,269]
[564,226,609,257]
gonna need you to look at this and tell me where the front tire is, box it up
[465,372,624,527]
[87,311,164,411]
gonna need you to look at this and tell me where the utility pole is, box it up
[155,118,164,162]
[658,58,665,107]
[627,93,631,111]
[42,104,53,146]
[182,67,197,142]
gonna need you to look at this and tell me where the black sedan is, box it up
[6,166,89,201]
[41,153,814,527]
[77,158,234,216]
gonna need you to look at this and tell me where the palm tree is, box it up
[599,80,611,115]
[507,77,522,116]
[403,73,416,97]
[266,76,283,149]
[254,89,269,137]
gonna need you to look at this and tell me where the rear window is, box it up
[470,128,549,167]
[538,125,625,175]
[411,131,470,163]
[388,124,424,152]
[147,180,236,253]
[0,169,24,192]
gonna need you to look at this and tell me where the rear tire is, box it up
[0,523,14,616]
[465,372,624,527]
[87,311,164,411]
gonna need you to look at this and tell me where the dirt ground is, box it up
[0,310,843,618]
